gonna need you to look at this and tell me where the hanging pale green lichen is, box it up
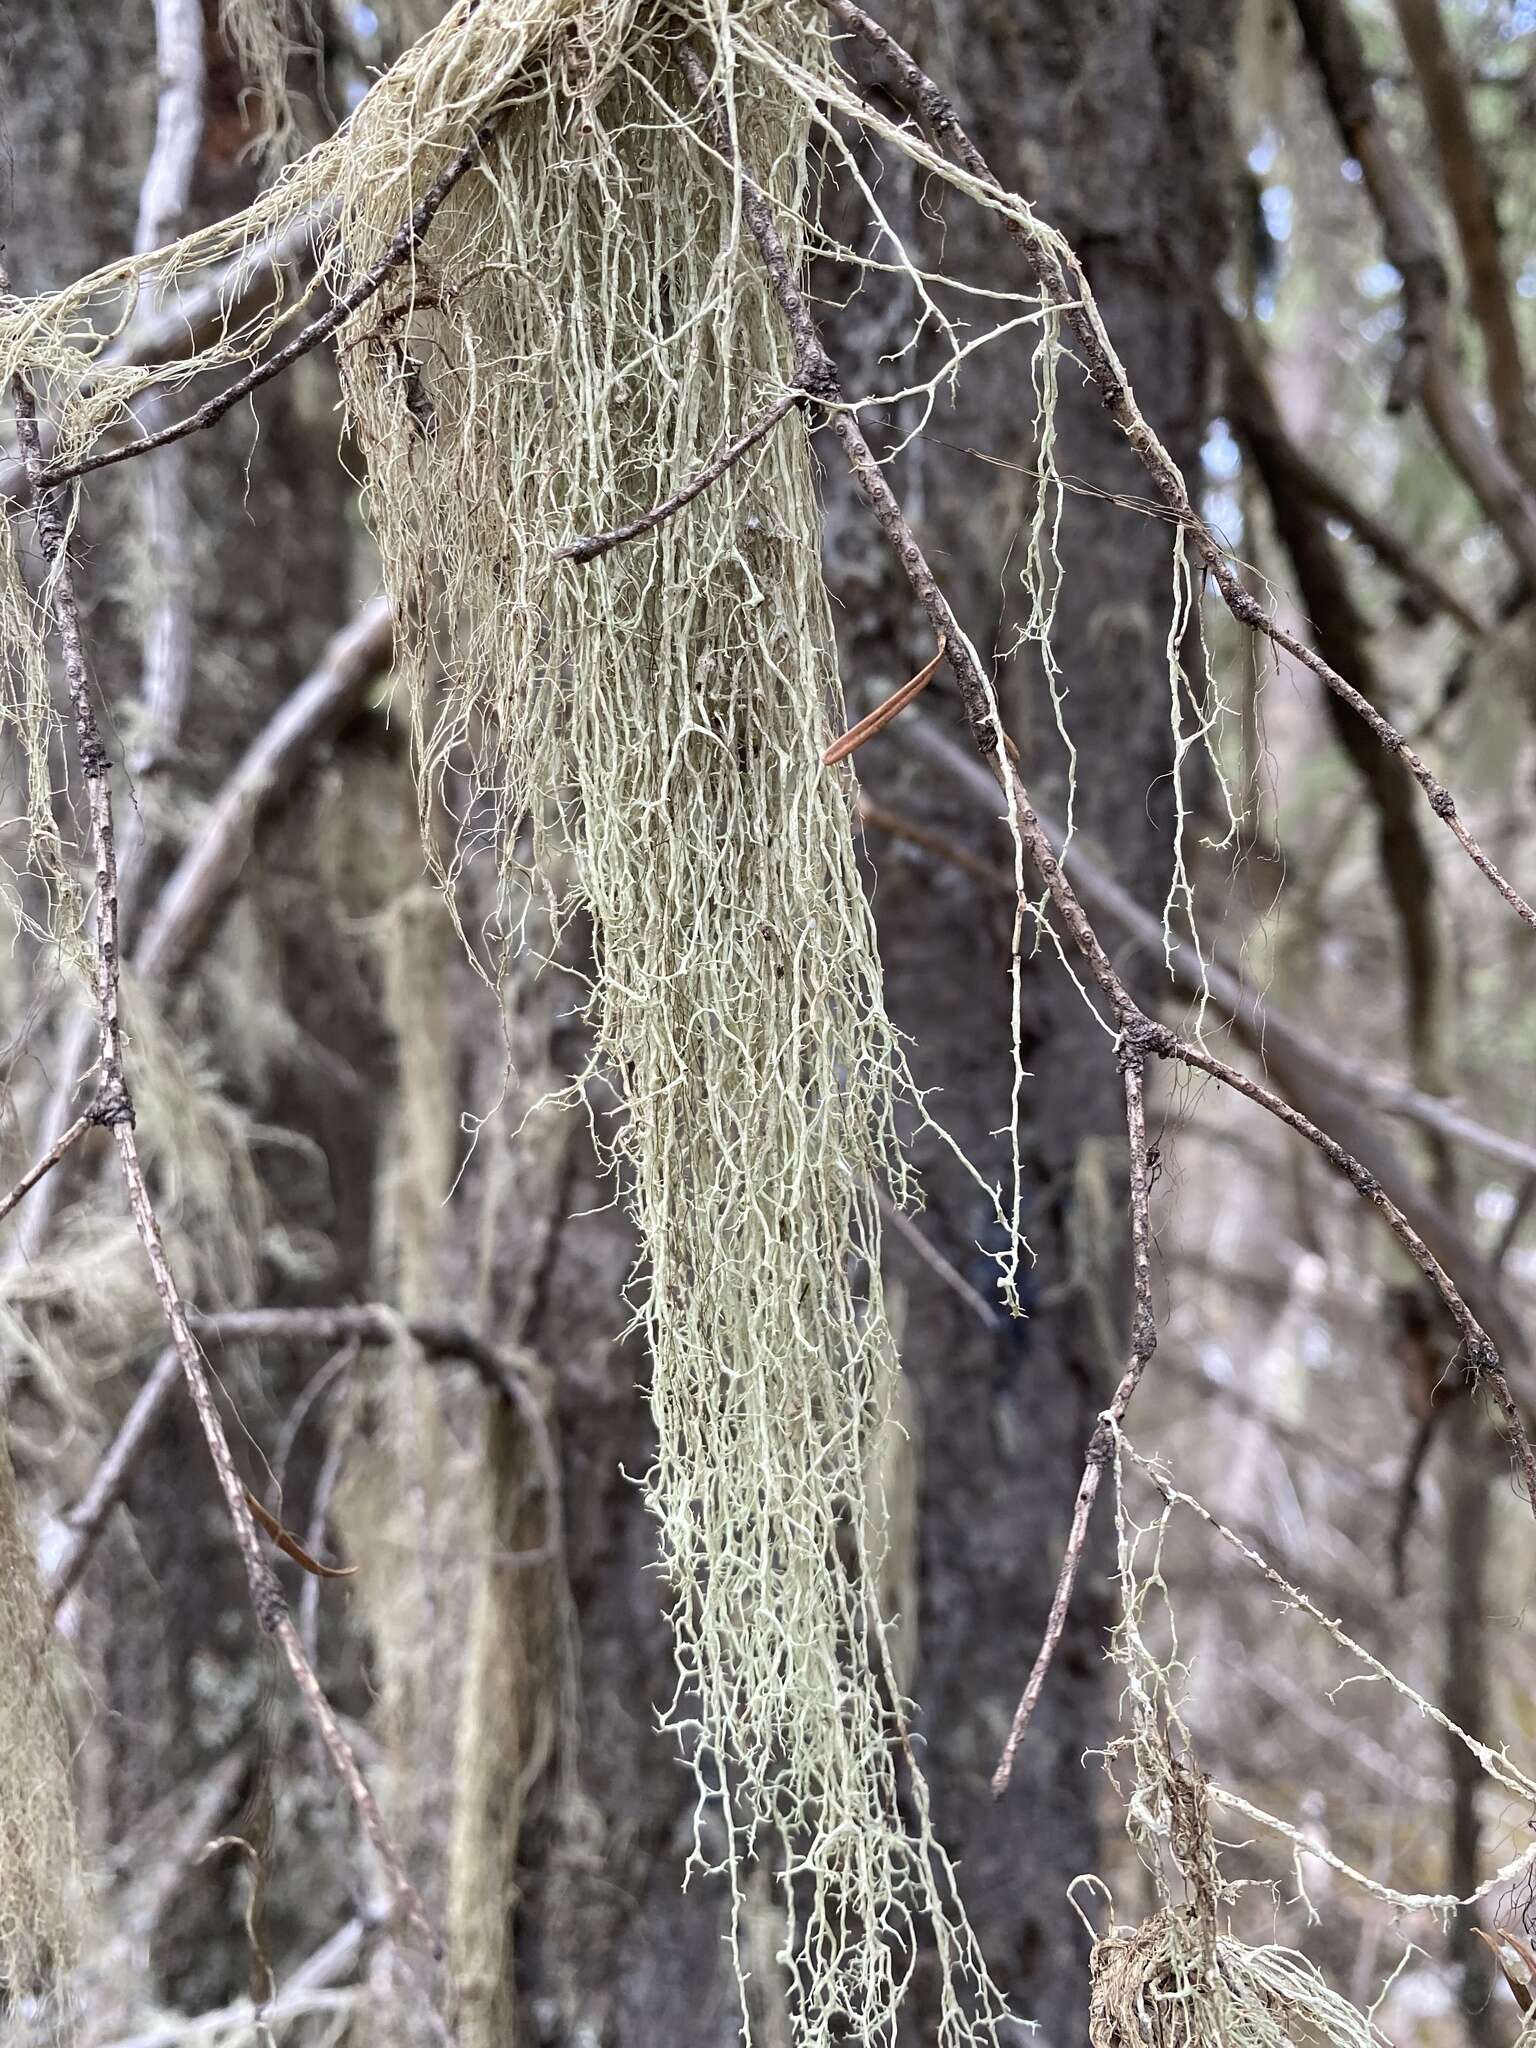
[0,1443,83,2019]
[0,2,1056,2037]
[333,9,1009,2038]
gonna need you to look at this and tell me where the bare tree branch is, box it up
[823,0,1536,934]
[38,115,505,490]
[0,1111,93,1229]
[1292,0,1536,577]
[136,594,393,981]
[10,375,436,1952]
[1392,0,1536,489]
[991,1051,1157,1792]
[45,1345,182,1620]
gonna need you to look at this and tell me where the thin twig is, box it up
[0,1110,92,1227]
[39,117,505,490]
[10,374,437,1953]
[991,1052,1157,1793]
[875,1187,996,1330]
[6,596,392,1270]
[823,636,945,765]
[821,0,1536,933]
[46,1344,183,1620]
[555,392,798,562]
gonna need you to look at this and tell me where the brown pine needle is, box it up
[243,1486,358,1581]
[823,637,946,766]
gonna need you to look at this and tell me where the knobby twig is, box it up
[39,115,505,490]
[555,391,798,562]
[991,1052,1156,1793]
[822,0,1536,934]
[679,48,1536,1784]
[823,636,945,765]
[10,375,436,1953]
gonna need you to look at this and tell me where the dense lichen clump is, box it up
[0,3,1029,2039]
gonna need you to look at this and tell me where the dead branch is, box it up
[1291,0,1536,577]
[0,1110,92,1228]
[136,593,394,981]
[39,115,504,490]
[46,1344,182,1619]
[991,1051,1157,1792]
[10,376,436,1952]
[823,0,1536,934]
[1392,0,1536,490]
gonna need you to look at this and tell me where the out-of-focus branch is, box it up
[92,1915,369,2048]
[893,716,1529,1374]
[1224,314,1451,1091]
[3,596,393,1266]
[11,377,434,1949]
[136,594,393,981]
[46,1345,181,1619]
[1291,0,1536,582]
[1248,404,1485,636]
[1392,0,1536,490]
[130,0,207,763]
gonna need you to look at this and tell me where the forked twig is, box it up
[991,1051,1156,1793]
[823,636,946,766]
[10,374,437,1952]
[820,0,1536,934]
